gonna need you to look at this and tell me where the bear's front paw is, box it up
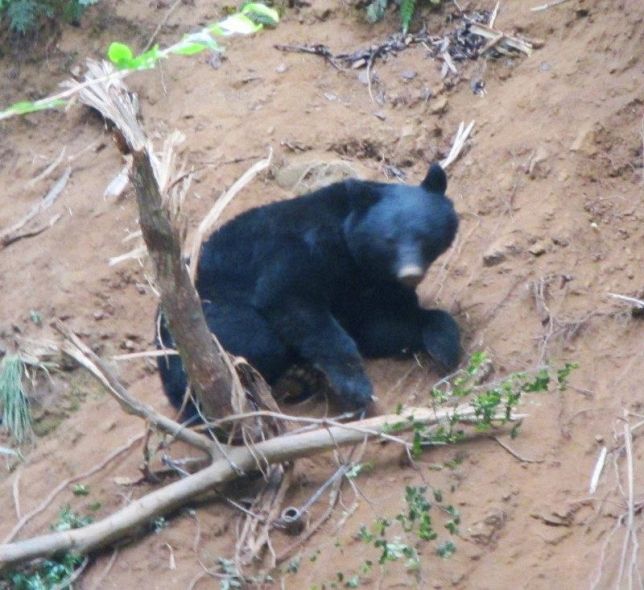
[324,366,374,410]
[421,309,461,373]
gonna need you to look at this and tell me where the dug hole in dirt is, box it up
[0,0,642,588]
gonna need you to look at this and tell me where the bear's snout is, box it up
[397,264,425,288]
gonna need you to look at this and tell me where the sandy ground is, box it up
[0,0,642,588]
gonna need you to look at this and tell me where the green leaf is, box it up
[217,13,261,35]
[8,99,66,114]
[400,0,416,34]
[107,42,134,66]
[171,32,220,56]
[108,43,160,70]
[437,540,456,558]
[556,362,578,390]
[366,0,387,24]
[522,369,550,392]
[241,2,279,26]
[172,42,208,56]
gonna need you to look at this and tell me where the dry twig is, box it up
[494,436,544,464]
[608,293,644,309]
[531,0,570,11]
[143,0,183,52]
[0,168,70,248]
[590,412,643,589]
[440,121,475,169]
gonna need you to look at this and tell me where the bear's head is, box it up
[344,163,458,287]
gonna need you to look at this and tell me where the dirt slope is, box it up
[0,0,642,588]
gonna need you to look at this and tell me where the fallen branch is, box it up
[0,168,70,249]
[0,404,523,569]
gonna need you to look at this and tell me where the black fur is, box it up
[157,163,460,414]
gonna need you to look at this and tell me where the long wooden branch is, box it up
[0,405,523,568]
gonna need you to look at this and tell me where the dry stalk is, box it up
[26,148,67,188]
[589,446,608,495]
[608,293,644,309]
[143,0,183,52]
[616,412,639,590]
[0,168,70,249]
[12,472,21,521]
[493,436,544,464]
[466,21,537,55]
[531,275,594,363]
[235,463,294,567]
[589,412,643,589]
[440,121,475,170]
[531,0,570,11]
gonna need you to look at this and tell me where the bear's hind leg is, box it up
[156,299,294,419]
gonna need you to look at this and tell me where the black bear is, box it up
[157,163,460,415]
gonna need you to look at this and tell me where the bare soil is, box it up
[0,0,642,588]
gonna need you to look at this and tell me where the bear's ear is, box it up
[421,163,447,194]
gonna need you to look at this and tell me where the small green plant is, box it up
[151,516,168,533]
[51,505,92,531]
[404,352,573,455]
[1,506,91,589]
[1,0,99,35]
[72,484,89,496]
[366,0,442,34]
[4,552,84,590]
[339,486,457,586]
[316,354,576,587]
[106,3,278,71]
[0,355,33,444]
[216,558,272,590]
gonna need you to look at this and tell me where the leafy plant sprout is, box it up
[0,3,280,120]
[303,354,576,588]
[366,0,443,35]
[0,355,33,444]
[1,0,99,35]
